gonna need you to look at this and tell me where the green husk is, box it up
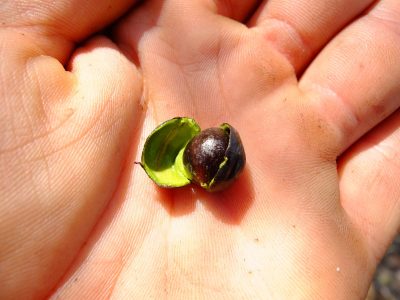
[141,117,200,187]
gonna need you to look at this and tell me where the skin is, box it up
[1,0,399,299]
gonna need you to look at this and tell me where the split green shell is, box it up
[140,117,245,192]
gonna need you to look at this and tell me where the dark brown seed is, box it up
[183,127,229,185]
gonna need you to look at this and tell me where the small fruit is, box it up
[140,117,246,192]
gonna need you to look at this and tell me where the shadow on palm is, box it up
[154,167,254,224]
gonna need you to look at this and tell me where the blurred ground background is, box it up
[367,235,400,300]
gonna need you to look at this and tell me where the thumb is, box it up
[0,36,143,299]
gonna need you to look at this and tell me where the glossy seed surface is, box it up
[183,127,228,185]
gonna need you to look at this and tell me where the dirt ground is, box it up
[367,235,400,300]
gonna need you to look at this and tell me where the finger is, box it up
[0,37,143,299]
[205,0,261,21]
[338,110,400,262]
[115,0,295,126]
[114,0,261,59]
[299,0,400,156]
[249,0,375,73]
[1,0,140,61]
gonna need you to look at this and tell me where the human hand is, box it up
[1,0,399,299]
